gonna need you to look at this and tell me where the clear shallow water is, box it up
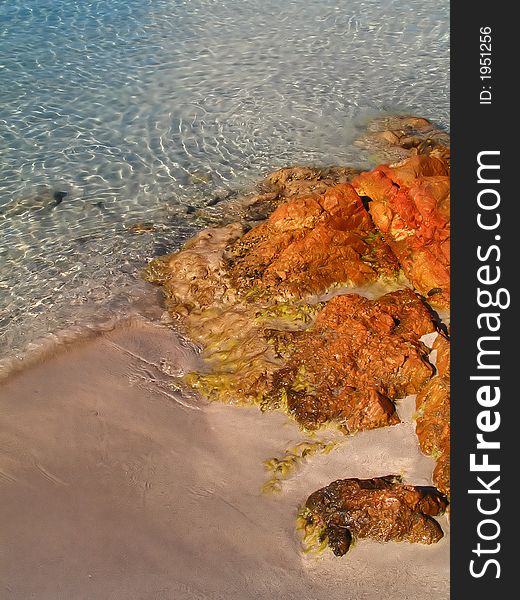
[0,0,449,371]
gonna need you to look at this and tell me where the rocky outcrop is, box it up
[299,475,448,556]
[144,140,448,442]
[227,183,400,301]
[352,155,450,310]
[144,197,436,432]
[144,115,452,555]
[143,172,427,427]
[269,289,435,433]
[144,178,402,314]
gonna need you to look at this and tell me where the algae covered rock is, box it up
[144,223,245,315]
[181,303,283,405]
[142,173,422,426]
[143,169,439,434]
[299,475,448,556]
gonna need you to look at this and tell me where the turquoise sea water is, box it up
[0,0,449,371]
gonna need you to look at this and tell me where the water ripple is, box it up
[0,0,449,366]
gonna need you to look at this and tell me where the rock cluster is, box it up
[144,115,451,554]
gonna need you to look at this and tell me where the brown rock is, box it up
[301,475,448,556]
[415,332,450,498]
[263,165,360,198]
[143,223,245,315]
[352,155,450,309]
[269,289,435,433]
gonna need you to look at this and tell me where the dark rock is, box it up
[300,475,448,556]
[53,191,68,205]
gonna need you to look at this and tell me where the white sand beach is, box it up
[0,319,449,599]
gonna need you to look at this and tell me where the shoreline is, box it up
[1,113,451,597]
[0,318,449,599]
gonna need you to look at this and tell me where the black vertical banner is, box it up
[451,2,515,598]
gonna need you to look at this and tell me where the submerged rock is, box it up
[128,222,157,234]
[300,475,448,556]
[262,165,361,198]
[53,191,68,205]
[199,165,361,227]
[355,115,450,165]
[0,186,74,218]
[352,154,450,309]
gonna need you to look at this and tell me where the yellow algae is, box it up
[262,440,339,494]
[296,505,329,555]
[255,302,323,330]
[142,223,244,314]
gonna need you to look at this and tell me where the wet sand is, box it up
[0,319,449,599]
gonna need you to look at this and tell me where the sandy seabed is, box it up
[0,319,449,599]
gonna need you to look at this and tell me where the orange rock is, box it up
[270,289,435,433]
[352,155,450,309]
[415,332,450,498]
[228,183,400,300]
[433,330,450,378]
